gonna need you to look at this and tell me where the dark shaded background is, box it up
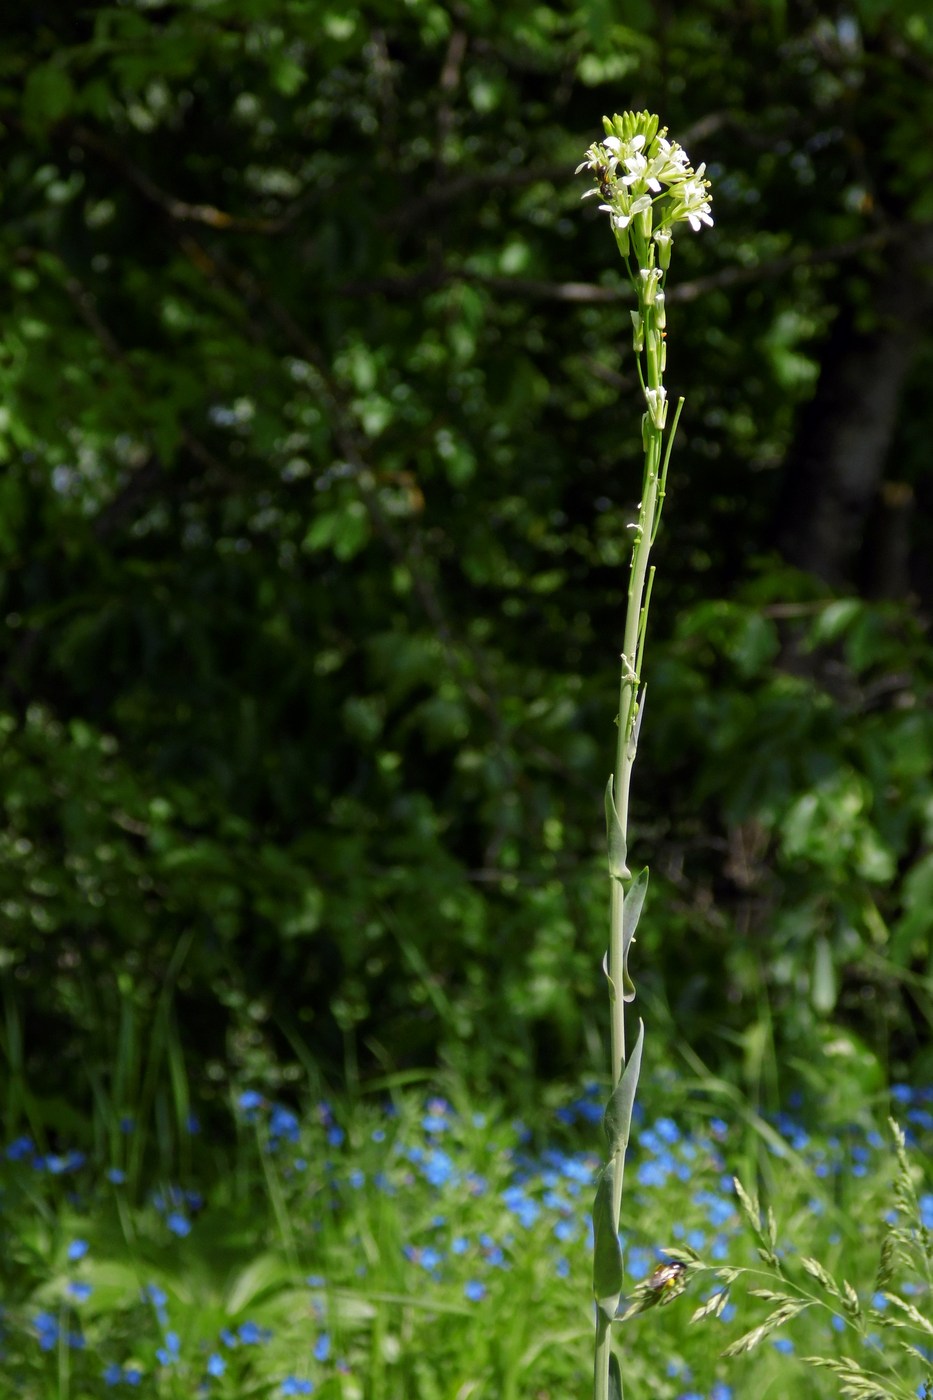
[2,0,932,1148]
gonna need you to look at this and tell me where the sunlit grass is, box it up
[1,1074,930,1399]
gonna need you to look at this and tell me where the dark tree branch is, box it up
[70,124,291,234]
[335,224,904,305]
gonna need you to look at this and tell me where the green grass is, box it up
[1,1071,931,1399]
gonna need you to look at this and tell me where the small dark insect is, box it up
[646,1261,687,1295]
[594,162,614,201]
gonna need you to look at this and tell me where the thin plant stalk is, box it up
[576,111,713,1400]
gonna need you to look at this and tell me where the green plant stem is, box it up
[594,1312,612,1400]
[582,111,713,1400]
[600,279,683,1400]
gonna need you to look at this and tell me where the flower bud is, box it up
[630,310,644,352]
[654,229,672,270]
[639,267,662,307]
[644,386,668,429]
[613,222,631,258]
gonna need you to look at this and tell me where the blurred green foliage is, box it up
[1,1,932,1133]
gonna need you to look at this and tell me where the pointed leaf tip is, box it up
[621,867,649,1002]
[604,1018,645,1155]
[605,776,631,880]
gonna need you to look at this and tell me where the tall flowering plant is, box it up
[576,112,713,1400]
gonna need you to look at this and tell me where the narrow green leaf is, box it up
[603,1019,645,1157]
[605,776,631,880]
[608,1352,622,1400]
[621,867,648,1001]
[593,1161,624,1318]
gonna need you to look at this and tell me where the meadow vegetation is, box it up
[2,2,933,1395]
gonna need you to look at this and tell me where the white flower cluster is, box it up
[577,129,713,239]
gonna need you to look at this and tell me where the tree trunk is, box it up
[775,229,933,594]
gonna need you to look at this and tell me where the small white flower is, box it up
[621,153,662,193]
[654,137,691,181]
[686,203,714,231]
[644,385,668,428]
[612,192,651,231]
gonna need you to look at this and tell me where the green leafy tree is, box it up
[0,1,932,1139]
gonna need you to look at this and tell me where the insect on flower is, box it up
[614,1257,690,1323]
[593,162,614,201]
[645,1260,687,1300]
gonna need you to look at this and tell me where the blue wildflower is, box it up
[35,1312,59,1351]
[156,1332,181,1367]
[239,1320,271,1344]
[502,1185,540,1228]
[41,1150,86,1174]
[637,1160,668,1187]
[144,1283,168,1315]
[423,1150,455,1188]
[269,1105,300,1143]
